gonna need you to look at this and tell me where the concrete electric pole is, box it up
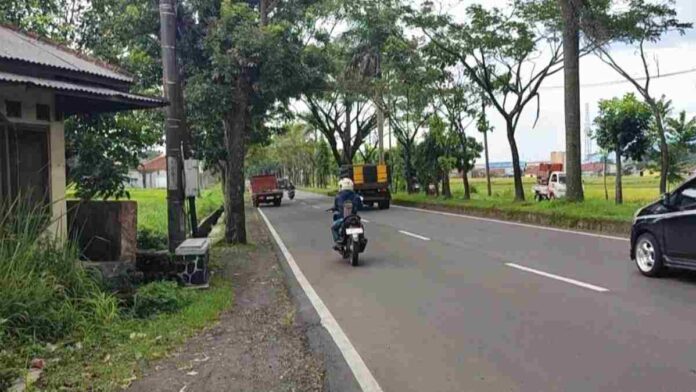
[159,0,186,252]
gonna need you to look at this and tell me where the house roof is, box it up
[0,24,132,83]
[0,24,167,115]
[139,154,167,173]
[0,71,165,114]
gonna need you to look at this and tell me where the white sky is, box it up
[428,0,696,163]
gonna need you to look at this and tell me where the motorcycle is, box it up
[287,185,295,200]
[328,200,367,266]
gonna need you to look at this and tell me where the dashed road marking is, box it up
[398,230,431,241]
[506,263,609,293]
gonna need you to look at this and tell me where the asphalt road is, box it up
[261,191,696,392]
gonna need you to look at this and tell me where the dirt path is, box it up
[129,209,324,392]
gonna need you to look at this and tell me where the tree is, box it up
[587,0,692,194]
[304,92,376,166]
[593,93,652,204]
[558,0,585,201]
[435,71,480,200]
[199,0,322,244]
[383,37,437,193]
[65,112,161,200]
[415,3,564,201]
[315,138,333,188]
[647,108,696,185]
[477,100,494,197]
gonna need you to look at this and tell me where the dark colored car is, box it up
[631,176,696,276]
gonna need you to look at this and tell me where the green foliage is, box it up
[647,108,696,183]
[131,187,224,249]
[593,93,652,161]
[0,200,118,345]
[316,138,334,188]
[66,112,162,200]
[137,228,169,251]
[132,281,192,319]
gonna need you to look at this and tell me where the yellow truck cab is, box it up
[340,163,391,209]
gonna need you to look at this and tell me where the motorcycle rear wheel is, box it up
[350,238,359,266]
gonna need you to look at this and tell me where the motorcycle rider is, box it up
[332,177,363,246]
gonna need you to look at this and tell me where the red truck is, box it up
[250,174,283,207]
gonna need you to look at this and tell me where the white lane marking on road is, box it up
[257,208,383,392]
[312,205,321,209]
[398,230,431,241]
[393,205,629,242]
[505,263,610,293]
[361,219,370,223]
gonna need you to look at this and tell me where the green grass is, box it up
[129,186,224,236]
[2,191,231,391]
[34,278,232,391]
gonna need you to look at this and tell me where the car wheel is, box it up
[634,233,664,277]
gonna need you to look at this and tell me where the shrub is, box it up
[470,185,478,194]
[137,228,168,250]
[0,200,117,344]
[131,281,192,318]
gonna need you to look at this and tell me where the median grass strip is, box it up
[300,175,664,235]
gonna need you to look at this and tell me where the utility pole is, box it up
[160,0,186,252]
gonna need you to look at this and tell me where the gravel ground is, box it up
[129,208,325,392]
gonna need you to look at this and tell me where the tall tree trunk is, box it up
[506,121,525,201]
[442,172,451,198]
[403,143,415,193]
[603,154,608,201]
[342,100,353,165]
[223,76,249,244]
[615,147,623,205]
[655,110,669,194]
[559,0,584,202]
[462,169,471,200]
[483,129,492,197]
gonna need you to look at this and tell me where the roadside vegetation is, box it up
[304,175,667,226]
[0,195,231,391]
[134,187,224,249]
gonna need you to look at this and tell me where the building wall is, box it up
[0,84,66,237]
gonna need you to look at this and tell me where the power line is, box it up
[541,66,696,90]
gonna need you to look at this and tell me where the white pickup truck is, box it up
[532,171,567,201]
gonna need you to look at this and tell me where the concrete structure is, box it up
[0,25,165,236]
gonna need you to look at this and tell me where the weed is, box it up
[131,281,192,319]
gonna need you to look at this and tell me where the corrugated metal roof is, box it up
[0,71,165,105]
[0,25,133,83]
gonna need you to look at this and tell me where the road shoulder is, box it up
[128,208,324,392]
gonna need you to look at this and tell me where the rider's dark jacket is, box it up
[333,189,363,221]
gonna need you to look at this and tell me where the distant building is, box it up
[139,154,167,188]
[126,169,143,188]
[133,154,219,190]
[471,161,527,178]
[581,162,616,176]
